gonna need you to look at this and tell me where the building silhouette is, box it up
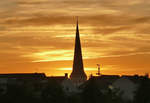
[70,19,87,85]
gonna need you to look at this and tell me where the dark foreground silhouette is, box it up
[0,77,150,103]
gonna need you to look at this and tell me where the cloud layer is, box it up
[0,0,150,76]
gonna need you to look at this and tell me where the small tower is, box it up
[96,64,101,76]
[70,19,87,86]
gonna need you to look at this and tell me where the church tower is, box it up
[70,19,87,85]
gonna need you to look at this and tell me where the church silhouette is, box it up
[70,19,87,86]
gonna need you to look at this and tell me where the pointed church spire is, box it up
[76,17,79,34]
[70,18,87,86]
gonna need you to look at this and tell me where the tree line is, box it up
[0,77,150,103]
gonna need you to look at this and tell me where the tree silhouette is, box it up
[134,77,150,103]
[3,84,38,103]
[104,88,124,103]
[67,93,82,103]
[41,80,66,103]
[81,78,105,103]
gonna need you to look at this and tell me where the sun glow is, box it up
[24,50,74,62]
[56,67,115,78]
[57,67,110,71]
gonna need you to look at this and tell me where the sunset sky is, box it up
[0,0,150,77]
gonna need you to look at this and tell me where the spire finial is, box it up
[76,16,78,24]
[76,16,79,34]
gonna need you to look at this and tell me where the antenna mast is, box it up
[96,64,100,76]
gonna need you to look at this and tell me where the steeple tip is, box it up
[76,16,79,34]
[76,16,78,26]
[76,16,78,23]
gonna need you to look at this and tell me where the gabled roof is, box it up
[91,75,120,88]
[47,76,68,83]
[80,75,120,89]
[121,75,145,84]
[0,73,46,78]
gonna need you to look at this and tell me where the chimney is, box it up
[65,73,68,79]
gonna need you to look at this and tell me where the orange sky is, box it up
[0,0,150,77]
